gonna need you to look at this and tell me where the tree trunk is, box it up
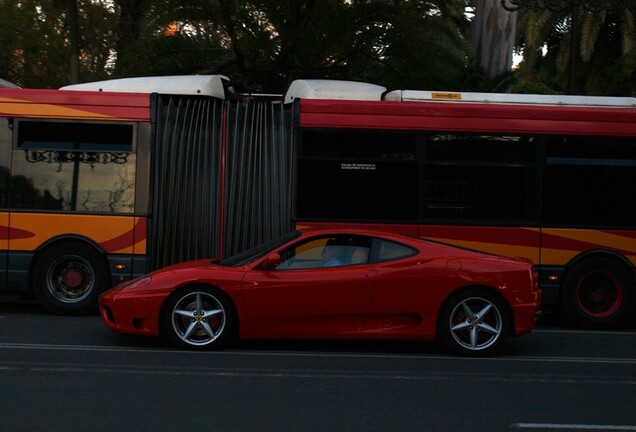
[114,0,146,73]
[68,0,80,84]
[471,0,517,77]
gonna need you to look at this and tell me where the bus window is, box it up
[297,129,419,222]
[422,134,538,224]
[426,133,537,163]
[11,120,136,213]
[546,135,636,162]
[301,129,416,160]
[544,136,636,227]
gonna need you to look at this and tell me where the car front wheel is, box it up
[163,287,236,350]
[438,289,509,356]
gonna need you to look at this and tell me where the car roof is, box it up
[297,228,415,241]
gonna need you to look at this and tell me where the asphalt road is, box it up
[1,302,636,432]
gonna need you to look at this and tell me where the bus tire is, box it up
[33,241,110,315]
[561,257,635,329]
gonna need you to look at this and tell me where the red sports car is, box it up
[99,229,542,356]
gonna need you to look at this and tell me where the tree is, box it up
[0,0,118,88]
[113,0,471,92]
[470,0,517,77]
[0,0,67,87]
[510,0,636,95]
[356,0,471,90]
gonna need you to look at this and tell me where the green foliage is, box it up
[0,0,118,88]
[0,0,67,87]
[114,0,472,92]
[1,0,634,95]
[462,68,520,92]
[510,80,560,94]
[0,0,473,92]
[516,5,636,96]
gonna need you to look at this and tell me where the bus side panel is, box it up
[0,212,7,290]
[9,213,142,253]
[8,213,143,290]
[541,228,636,267]
[0,88,151,121]
[298,100,636,136]
[6,251,31,291]
[416,225,541,264]
[0,117,9,291]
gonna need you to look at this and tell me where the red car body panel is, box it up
[100,229,541,344]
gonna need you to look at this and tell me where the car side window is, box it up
[276,235,372,270]
[371,239,417,263]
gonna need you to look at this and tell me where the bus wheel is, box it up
[163,287,236,350]
[561,257,634,329]
[437,288,509,357]
[33,242,110,315]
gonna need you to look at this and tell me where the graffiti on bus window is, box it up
[11,150,136,213]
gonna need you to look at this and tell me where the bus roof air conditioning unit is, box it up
[60,75,230,99]
[284,79,386,104]
[0,78,19,88]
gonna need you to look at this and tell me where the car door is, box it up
[241,235,376,338]
[365,238,436,336]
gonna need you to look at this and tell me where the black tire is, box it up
[33,241,110,315]
[438,288,510,357]
[163,286,236,350]
[561,257,634,329]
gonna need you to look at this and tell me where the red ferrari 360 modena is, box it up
[100,229,542,356]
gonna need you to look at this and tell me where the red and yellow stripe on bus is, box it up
[0,88,150,121]
[418,226,636,266]
[296,221,636,267]
[541,228,636,265]
[0,212,7,252]
[0,213,147,255]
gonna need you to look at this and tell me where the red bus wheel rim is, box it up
[575,270,623,318]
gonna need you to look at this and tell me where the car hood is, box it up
[160,259,218,272]
[152,259,251,277]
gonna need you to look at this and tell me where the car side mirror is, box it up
[261,253,281,270]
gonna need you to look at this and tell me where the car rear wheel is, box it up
[164,287,236,350]
[438,289,509,356]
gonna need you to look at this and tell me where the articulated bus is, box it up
[287,80,636,328]
[2,75,636,329]
[0,75,292,314]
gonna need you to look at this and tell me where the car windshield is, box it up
[217,231,302,267]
